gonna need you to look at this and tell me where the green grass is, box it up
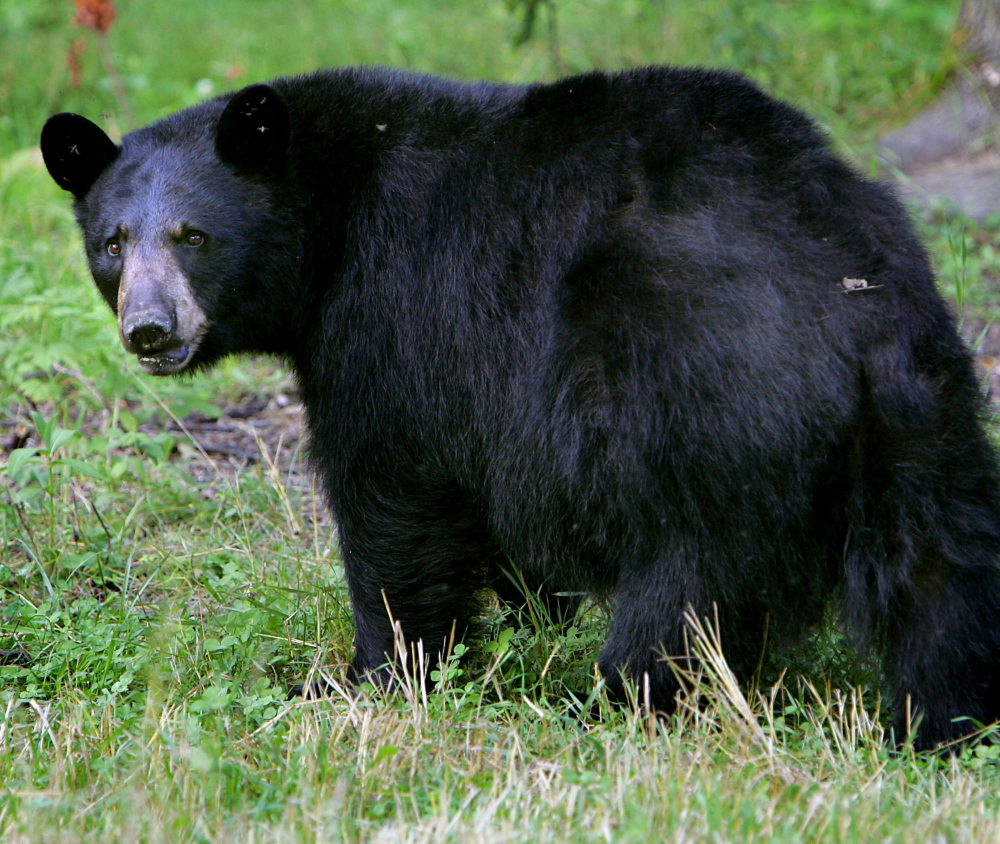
[4,0,1000,841]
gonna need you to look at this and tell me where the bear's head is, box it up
[41,84,294,375]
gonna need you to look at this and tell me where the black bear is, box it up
[41,66,1000,750]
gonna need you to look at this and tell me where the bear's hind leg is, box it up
[882,562,1000,749]
[856,499,1000,751]
[847,388,1000,750]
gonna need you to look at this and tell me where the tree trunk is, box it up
[878,0,1000,219]
[958,0,1000,65]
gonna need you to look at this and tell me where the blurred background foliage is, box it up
[0,0,959,158]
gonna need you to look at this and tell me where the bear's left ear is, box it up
[216,84,291,173]
[40,113,119,198]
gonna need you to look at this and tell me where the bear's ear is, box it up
[40,113,119,198]
[216,84,290,173]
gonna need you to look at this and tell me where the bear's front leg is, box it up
[335,476,500,688]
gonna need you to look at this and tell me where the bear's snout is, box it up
[116,247,208,374]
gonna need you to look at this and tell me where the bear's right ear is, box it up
[40,113,119,198]
[216,84,290,173]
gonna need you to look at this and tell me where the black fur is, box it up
[41,66,1000,750]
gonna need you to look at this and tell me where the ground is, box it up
[881,64,1000,220]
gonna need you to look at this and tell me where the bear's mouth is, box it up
[137,343,192,375]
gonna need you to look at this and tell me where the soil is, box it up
[880,67,1000,220]
[1,386,314,493]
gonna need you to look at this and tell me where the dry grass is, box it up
[2,609,1000,842]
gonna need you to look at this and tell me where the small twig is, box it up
[52,362,110,409]
[187,438,260,462]
[1,379,41,415]
[0,649,31,667]
[94,32,133,129]
[539,0,566,73]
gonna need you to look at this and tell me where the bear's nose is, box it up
[123,313,175,354]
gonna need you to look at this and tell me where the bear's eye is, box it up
[185,232,205,247]
[107,240,121,257]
